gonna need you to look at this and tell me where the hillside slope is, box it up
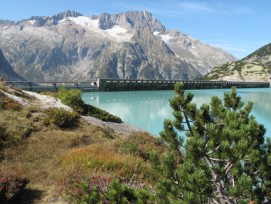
[0,82,165,203]
[204,43,271,81]
[0,49,25,81]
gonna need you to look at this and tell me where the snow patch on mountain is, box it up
[60,16,132,42]
[28,20,36,25]
[160,34,172,43]
[104,25,132,42]
[66,16,99,29]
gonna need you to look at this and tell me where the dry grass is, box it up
[0,112,164,203]
[0,83,166,203]
[0,91,22,111]
[0,106,122,202]
[113,132,167,161]
[59,143,158,184]
[0,109,35,147]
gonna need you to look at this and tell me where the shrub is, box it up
[0,171,29,202]
[63,174,111,203]
[43,108,79,129]
[114,133,166,161]
[152,83,271,203]
[57,88,85,114]
[62,174,153,204]
[83,104,122,123]
[55,88,122,123]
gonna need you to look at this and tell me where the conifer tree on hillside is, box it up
[151,83,271,203]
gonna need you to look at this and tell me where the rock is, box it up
[0,10,236,81]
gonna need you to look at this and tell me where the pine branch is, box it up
[204,156,230,204]
[181,108,194,136]
[209,158,229,162]
[224,162,234,177]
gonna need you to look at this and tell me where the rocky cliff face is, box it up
[204,43,271,81]
[0,10,236,81]
[0,49,25,81]
[159,30,237,75]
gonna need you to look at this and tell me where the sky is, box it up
[0,0,270,59]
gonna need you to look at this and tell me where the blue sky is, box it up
[0,0,270,59]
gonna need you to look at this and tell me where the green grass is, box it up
[51,88,122,123]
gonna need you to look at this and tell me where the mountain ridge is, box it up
[0,10,236,81]
[204,43,271,81]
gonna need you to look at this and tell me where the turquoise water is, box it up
[82,88,271,137]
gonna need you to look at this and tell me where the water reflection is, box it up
[82,88,271,137]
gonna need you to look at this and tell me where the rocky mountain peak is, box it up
[53,10,83,21]
[0,10,236,81]
[97,11,165,33]
[120,11,165,32]
[98,13,118,30]
[24,10,82,27]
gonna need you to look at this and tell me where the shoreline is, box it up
[82,115,147,135]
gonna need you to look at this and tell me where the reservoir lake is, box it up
[82,88,271,137]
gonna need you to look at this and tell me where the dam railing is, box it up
[97,79,270,91]
[4,81,98,92]
[4,79,270,92]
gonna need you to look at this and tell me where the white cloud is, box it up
[210,43,249,58]
[177,2,215,13]
[176,1,251,16]
[211,43,249,52]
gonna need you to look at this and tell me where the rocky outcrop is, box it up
[19,10,83,27]
[0,10,236,81]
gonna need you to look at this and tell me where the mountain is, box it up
[0,49,25,81]
[204,43,271,81]
[0,10,236,81]
[243,43,271,66]
[0,20,14,27]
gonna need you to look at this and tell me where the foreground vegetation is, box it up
[49,88,122,123]
[0,83,166,203]
[0,82,270,203]
[153,83,271,203]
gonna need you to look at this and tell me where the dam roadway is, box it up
[5,78,270,92]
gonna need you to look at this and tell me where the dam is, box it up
[4,78,270,92]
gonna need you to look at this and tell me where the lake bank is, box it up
[82,88,271,137]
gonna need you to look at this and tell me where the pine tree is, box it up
[152,83,271,203]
